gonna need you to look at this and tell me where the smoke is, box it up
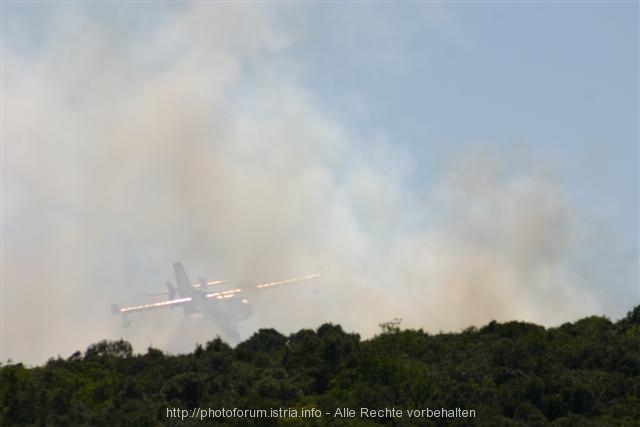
[2,4,601,364]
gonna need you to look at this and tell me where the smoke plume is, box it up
[2,4,601,364]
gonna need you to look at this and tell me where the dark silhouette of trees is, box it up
[1,306,638,425]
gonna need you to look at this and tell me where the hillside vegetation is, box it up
[1,307,639,426]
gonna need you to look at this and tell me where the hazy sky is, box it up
[2,2,638,365]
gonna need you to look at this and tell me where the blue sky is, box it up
[294,3,638,198]
[2,2,638,363]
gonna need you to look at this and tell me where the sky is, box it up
[1,2,638,365]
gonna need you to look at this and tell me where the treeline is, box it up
[1,307,639,426]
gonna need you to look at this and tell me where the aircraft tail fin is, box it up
[174,262,194,316]
[173,262,191,298]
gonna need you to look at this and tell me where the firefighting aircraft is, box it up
[111,262,320,341]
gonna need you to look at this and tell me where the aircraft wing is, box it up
[142,274,320,299]
[205,288,244,300]
[111,297,192,315]
[206,274,321,299]
[201,274,321,300]
[255,273,322,290]
[145,279,227,297]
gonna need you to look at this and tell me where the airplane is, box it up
[111,262,321,342]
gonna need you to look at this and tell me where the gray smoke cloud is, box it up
[3,4,602,364]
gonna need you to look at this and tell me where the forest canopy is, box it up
[1,306,639,426]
